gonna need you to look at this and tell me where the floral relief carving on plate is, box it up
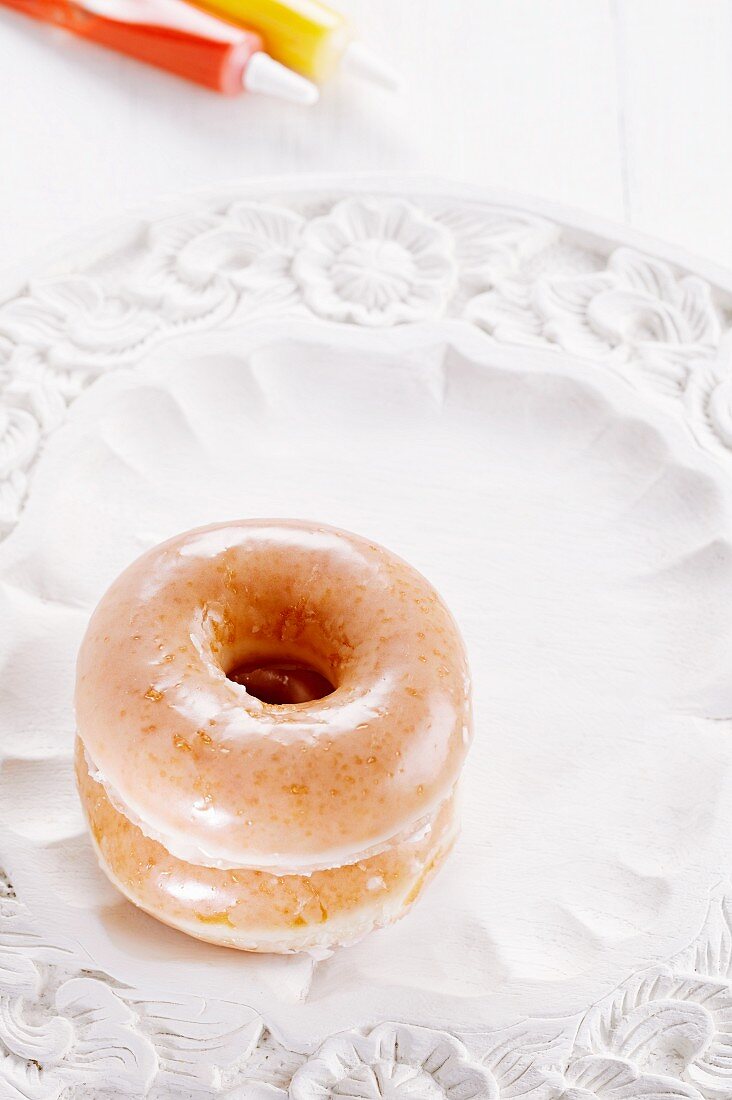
[0,189,730,534]
[3,866,732,1097]
[2,184,732,1096]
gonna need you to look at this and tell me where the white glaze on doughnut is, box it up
[76,738,460,953]
[76,521,472,873]
[82,744,446,875]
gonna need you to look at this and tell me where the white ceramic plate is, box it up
[1,179,732,1099]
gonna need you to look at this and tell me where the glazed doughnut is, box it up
[75,520,472,952]
[75,741,458,952]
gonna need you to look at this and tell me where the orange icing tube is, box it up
[1,0,318,102]
[190,0,398,85]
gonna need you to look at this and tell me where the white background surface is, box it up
[0,0,730,273]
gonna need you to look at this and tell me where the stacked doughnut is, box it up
[75,520,472,953]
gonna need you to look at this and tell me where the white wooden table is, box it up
[0,0,730,272]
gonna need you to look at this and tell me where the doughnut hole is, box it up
[195,543,357,705]
[228,660,335,705]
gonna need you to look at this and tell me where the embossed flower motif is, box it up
[0,399,39,481]
[128,202,305,321]
[0,976,157,1099]
[293,198,457,325]
[0,275,159,370]
[468,247,721,384]
[574,921,732,1099]
[685,335,732,453]
[3,343,86,431]
[435,204,558,292]
[703,372,732,449]
[0,404,41,533]
[561,1055,702,1099]
[0,336,89,531]
[289,1022,496,1100]
[228,1026,306,1097]
[0,279,153,520]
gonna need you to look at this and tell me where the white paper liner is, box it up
[1,321,730,1038]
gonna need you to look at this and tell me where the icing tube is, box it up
[1,0,318,102]
[188,0,399,86]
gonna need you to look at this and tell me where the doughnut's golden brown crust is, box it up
[76,739,458,952]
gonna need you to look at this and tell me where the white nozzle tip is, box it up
[244,52,319,105]
[342,41,400,90]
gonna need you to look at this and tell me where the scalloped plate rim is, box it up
[2,174,731,304]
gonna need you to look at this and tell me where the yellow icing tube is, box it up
[190,0,399,85]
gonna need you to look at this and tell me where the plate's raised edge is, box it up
[1,179,732,1099]
[3,174,732,302]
